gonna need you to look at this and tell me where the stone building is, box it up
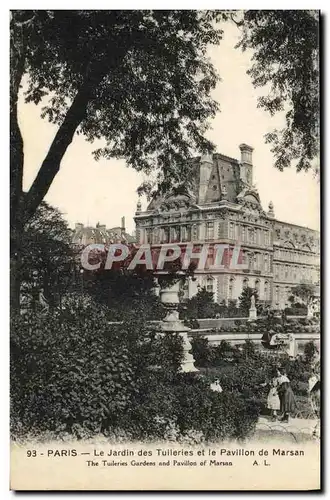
[72,217,135,246]
[134,145,320,309]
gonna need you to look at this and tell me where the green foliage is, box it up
[238,287,258,317]
[11,304,258,443]
[173,375,258,442]
[291,283,315,305]
[19,201,78,308]
[11,10,230,221]
[182,286,220,319]
[10,302,177,438]
[190,336,213,367]
[85,268,164,321]
[193,334,317,410]
[303,341,318,364]
[237,10,319,174]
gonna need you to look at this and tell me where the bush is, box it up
[183,318,200,329]
[303,341,318,364]
[11,303,182,441]
[190,336,213,367]
[212,340,235,364]
[11,305,258,443]
[284,305,307,316]
[173,375,259,441]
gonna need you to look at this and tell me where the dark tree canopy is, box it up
[290,283,315,305]
[237,10,319,174]
[238,286,259,316]
[19,202,78,307]
[11,10,228,225]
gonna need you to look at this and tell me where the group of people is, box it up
[265,365,321,425]
[265,368,296,423]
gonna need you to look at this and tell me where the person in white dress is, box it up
[267,376,281,421]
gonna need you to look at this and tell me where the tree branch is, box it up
[23,67,106,224]
[230,12,244,27]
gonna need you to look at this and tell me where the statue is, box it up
[39,289,49,314]
[249,293,257,320]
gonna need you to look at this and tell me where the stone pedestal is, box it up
[249,305,257,321]
[288,334,297,358]
[307,301,314,318]
[159,281,198,373]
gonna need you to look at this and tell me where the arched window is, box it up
[255,279,260,294]
[229,277,235,299]
[264,281,269,300]
[243,278,249,290]
[275,286,280,304]
[205,276,214,294]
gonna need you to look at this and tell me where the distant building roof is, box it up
[72,221,135,246]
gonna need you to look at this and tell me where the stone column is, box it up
[159,280,198,373]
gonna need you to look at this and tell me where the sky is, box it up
[19,21,320,235]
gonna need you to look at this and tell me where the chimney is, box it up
[239,144,254,185]
[198,153,213,204]
[121,216,126,232]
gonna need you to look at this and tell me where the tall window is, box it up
[275,286,280,303]
[256,228,261,245]
[264,230,270,245]
[206,277,214,294]
[256,253,262,270]
[229,222,235,239]
[192,224,198,241]
[243,278,249,289]
[206,222,214,240]
[249,253,255,270]
[228,277,235,299]
[264,281,269,300]
[255,279,260,294]
[264,254,269,272]
[170,227,176,242]
[153,228,159,244]
[163,227,169,243]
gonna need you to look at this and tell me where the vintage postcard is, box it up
[10,9,320,491]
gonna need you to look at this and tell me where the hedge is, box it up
[11,299,259,443]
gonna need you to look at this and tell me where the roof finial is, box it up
[268,200,275,218]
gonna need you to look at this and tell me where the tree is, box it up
[291,283,315,307]
[237,10,319,174]
[238,286,258,317]
[84,268,164,321]
[10,10,228,309]
[183,286,220,319]
[19,202,78,310]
